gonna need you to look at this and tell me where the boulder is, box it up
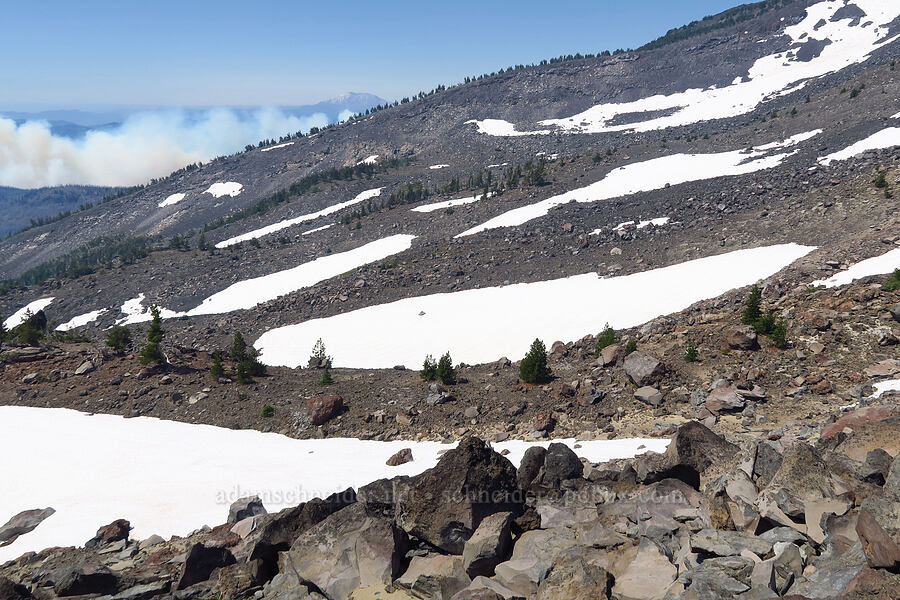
[0,507,55,545]
[282,503,408,600]
[396,437,520,554]
[397,555,471,599]
[636,421,739,489]
[690,529,774,557]
[517,446,547,490]
[725,325,758,350]
[307,394,343,425]
[86,518,130,547]
[856,498,900,570]
[705,381,746,413]
[261,573,322,600]
[358,477,407,518]
[450,577,521,600]
[599,344,623,366]
[176,543,236,590]
[75,360,96,375]
[634,386,663,407]
[0,577,32,600]
[110,581,171,600]
[532,443,583,489]
[860,449,894,486]
[493,527,578,596]
[623,352,664,386]
[463,511,513,578]
[889,303,900,323]
[386,448,413,466]
[535,547,612,599]
[611,537,677,600]
[53,558,119,597]
[227,496,266,524]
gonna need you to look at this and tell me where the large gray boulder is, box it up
[228,496,266,524]
[493,527,578,597]
[397,555,472,599]
[635,421,739,489]
[623,352,664,386]
[281,503,408,600]
[463,511,513,578]
[396,437,520,554]
[0,507,55,546]
[535,546,611,600]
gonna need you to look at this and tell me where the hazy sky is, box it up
[3,0,741,109]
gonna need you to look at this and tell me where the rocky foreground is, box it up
[2,421,900,600]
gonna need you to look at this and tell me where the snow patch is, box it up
[3,298,54,329]
[188,234,415,315]
[470,1,900,136]
[429,164,450,170]
[457,131,819,236]
[158,193,186,208]
[357,155,379,165]
[205,182,243,198]
[870,379,900,399]
[811,247,900,288]
[115,294,181,325]
[256,243,814,368]
[0,405,668,562]
[892,112,900,119]
[817,127,900,165]
[302,223,334,235]
[216,188,383,248]
[55,309,106,332]
[260,142,294,152]
[411,193,493,213]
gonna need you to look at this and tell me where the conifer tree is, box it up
[742,285,762,325]
[138,306,165,366]
[519,339,552,384]
[437,352,456,385]
[210,351,224,379]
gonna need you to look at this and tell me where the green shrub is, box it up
[230,332,266,381]
[883,269,900,292]
[310,338,332,368]
[874,171,888,188]
[684,343,699,362]
[319,367,334,386]
[437,352,456,385]
[420,355,438,381]
[753,311,777,335]
[261,404,276,418]
[625,339,638,354]
[0,317,6,342]
[138,306,165,366]
[105,325,132,354]
[595,324,616,355]
[12,310,46,346]
[770,321,788,349]
[520,339,552,384]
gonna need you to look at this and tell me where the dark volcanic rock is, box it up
[307,394,344,426]
[86,518,130,547]
[176,543,236,590]
[227,496,266,524]
[636,421,739,488]
[0,577,31,600]
[396,436,521,554]
[517,446,548,490]
[533,443,583,489]
[53,558,119,597]
[0,507,55,546]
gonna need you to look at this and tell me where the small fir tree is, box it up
[138,306,165,366]
[230,332,247,362]
[261,404,276,418]
[436,352,456,385]
[421,355,438,381]
[519,338,552,384]
[684,342,699,363]
[770,321,788,349]
[210,351,224,379]
[595,323,616,355]
[310,338,332,368]
[625,339,638,354]
[742,285,763,325]
[319,367,334,386]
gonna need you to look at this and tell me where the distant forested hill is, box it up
[0,185,118,237]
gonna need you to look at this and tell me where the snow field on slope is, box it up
[357,155,379,165]
[260,142,294,152]
[0,406,669,562]
[205,182,243,198]
[55,309,107,332]
[870,379,900,399]
[811,247,900,288]
[158,193,186,208]
[469,1,900,136]
[411,193,493,213]
[3,298,55,329]
[256,243,815,369]
[457,131,819,236]
[188,234,415,315]
[215,187,383,248]
[817,127,900,165]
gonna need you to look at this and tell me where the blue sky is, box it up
[3,0,742,109]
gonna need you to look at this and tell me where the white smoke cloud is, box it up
[0,107,330,188]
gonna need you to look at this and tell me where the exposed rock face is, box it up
[534,547,611,600]
[0,577,31,600]
[623,352,664,386]
[396,437,521,554]
[52,558,119,597]
[176,543,236,590]
[0,507,55,546]
[227,496,266,524]
[307,394,344,425]
[397,555,472,599]
[462,511,513,578]
[282,503,408,600]
[725,325,758,350]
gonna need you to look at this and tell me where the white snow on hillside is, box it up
[55,309,106,332]
[158,193,186,208]
[302,223,334,235]
[811,247,900,288]
[892,112,900,119]
[614,217,671,231]
[0,406,669,562]
[187,235,415,315]
[411,193,492,213]
[429,164,450,170]
[215,188,383,248]
[260,142,294,152]
[817,127,900,165]
[457,131,819,237]
[116,294,182,325]
[870,379,900,399]
[3,298,54,329]
[357,155,379,165]
[257,243,814,368]
[470,1,900,136]
[205,182,243,198]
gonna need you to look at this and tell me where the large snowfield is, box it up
[818,127,900,165]
[158,192,186,208]
[0,406,669,562]
[3,297,55,329]
[468,1,900,137]
[256,243,815,368]
[811,247,900,288]
[216,188,383,248]
[457,131,819,236]
[204,182,243,198]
